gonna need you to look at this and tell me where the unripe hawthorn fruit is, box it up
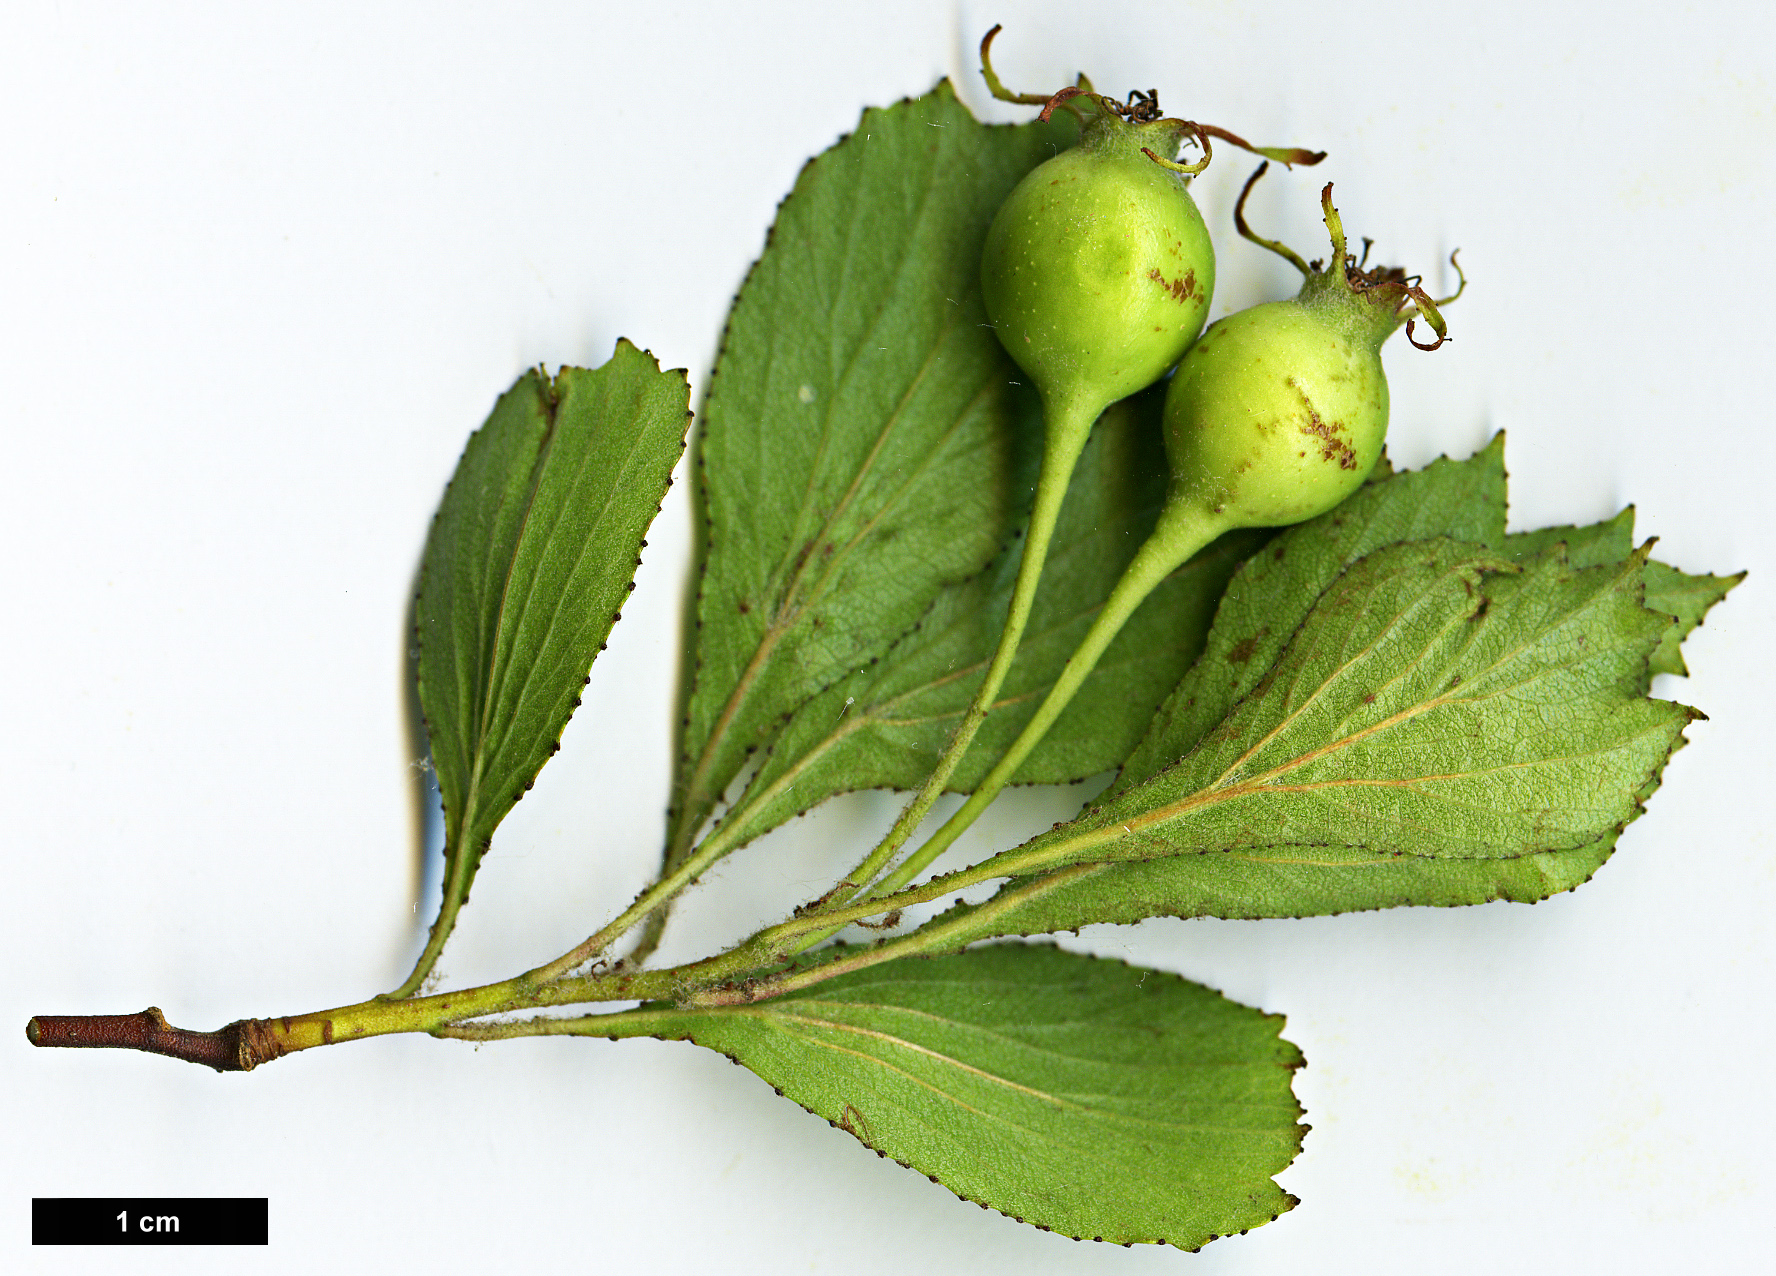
[981,105,1215,425]
[1161,294,1388,527]
[869,34,1336,895]
[915,173,1466,874]
[1162,169,1461,531]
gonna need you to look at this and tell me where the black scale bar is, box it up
[32,1198,268,1245]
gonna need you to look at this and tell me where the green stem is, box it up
[646,832,1093,993]
[27,963,683,1071]
[441,866,1108,1043]
[860,499,1231,903]
[28,826,1133,1072]
[811,394,1101,914]
[387,810,477,999]
[529,807,758,983]
[621,910,671,969]
[690,863,1102,1006]
[437,1002,699,1043]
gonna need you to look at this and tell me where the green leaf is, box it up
[639,945,1303,1249]
[1118,451,1723,805]
[668,83,1076,862]
[1504,506,1742,677]
[925,838,1619,945]
[971,538,1694,881]
[1642,558,1744,677]
[408,344,690,987]
[1504,505,1635,568]
[1113,435,1509,796]
[924,446,1731,941]
[710,389,1267,852]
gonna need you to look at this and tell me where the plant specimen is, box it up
[27,36,1740,1254]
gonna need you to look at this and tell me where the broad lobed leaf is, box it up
[984,538,1692,879]
[1641,558,1743,677]
[712,390,1267,852]
[921,441,1725,941]
[642,944,1303,1249]
[668,84,1077,860]
[415,342,690,944]
[1114,436,1509,795]
[1503,505,1741,678]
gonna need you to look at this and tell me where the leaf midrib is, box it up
[681,300,990,835]
[477,380,665,773]
[1203,552,1488,790]
[994,561,1660,872]
[456,389,560,845]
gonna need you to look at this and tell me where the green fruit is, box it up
[981,109,1215,424]
[871,77,1456,907]
[1162,170,1461,532]
[1162,296,1388,527]
[850,36,1335,909]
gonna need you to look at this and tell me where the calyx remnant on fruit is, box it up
[835,29,1332,909]
[978,25,1325,437]
[1160,163,1464,531]
[1234,161,1464,352]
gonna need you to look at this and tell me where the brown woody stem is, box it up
[25,1007,283,1072]
[27,962,686,1072]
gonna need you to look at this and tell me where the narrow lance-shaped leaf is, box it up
[711,389,1266,853]
[668,83,1076,863]
[967,538,1695,885]
[406,343,691,991]
[630,945,1304,1250]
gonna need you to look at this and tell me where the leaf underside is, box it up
[1018,537,1690,867]
[1641,558,1743,676]
[668,83,1078,861]
[920,439,1709,942]
[645,944,1304,1249]
[415,343,690,944]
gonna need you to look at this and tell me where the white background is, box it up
[3,2,1771,1272]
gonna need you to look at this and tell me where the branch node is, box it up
[26,1007,286,1072]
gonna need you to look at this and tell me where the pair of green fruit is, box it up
[840,34,1464,899]
[982,45,1460,552]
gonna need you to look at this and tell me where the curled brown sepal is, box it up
[1142,122,1211,176]
[1037,85,1088,123]
[25,1007,286,1073]
[1195,123,1326,168]
[1404,314,1449,350]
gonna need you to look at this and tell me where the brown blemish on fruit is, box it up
[1147,266,1199,304]
[1287,378,1358,470]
